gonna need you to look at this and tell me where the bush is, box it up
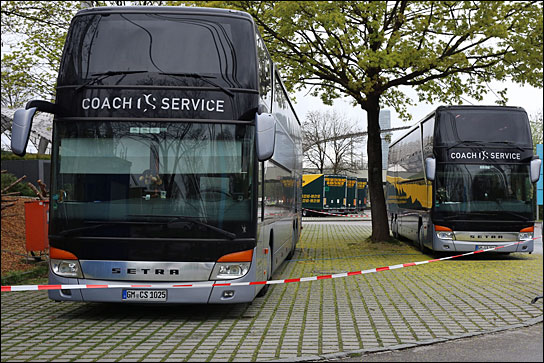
[1,172,36,197]
[0,151,51,160]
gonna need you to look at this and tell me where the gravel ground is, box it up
[2,222,542,362]
[1,197,43,276]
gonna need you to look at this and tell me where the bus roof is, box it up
[75,6,254,20]
[389,105,527,148]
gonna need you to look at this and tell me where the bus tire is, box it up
[257,240,273,298]
[287,222,297,260]
[418,224,425,252]
[257,250,271,297]
[392,216,399,239]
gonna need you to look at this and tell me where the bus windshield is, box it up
[50,121,255,239]
[60,13,256,89]
[436,109,532,147]
[434,163,534,221]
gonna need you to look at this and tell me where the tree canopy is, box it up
[215,1,542,241]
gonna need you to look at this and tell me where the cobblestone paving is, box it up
[2,223,543,362]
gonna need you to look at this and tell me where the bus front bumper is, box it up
[433,238,534,253]
[47,270,260,304]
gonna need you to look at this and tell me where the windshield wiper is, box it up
[158,72,234,97]
[75,70,148,92]
[443,212,489,220]
[59,220,154,236]
[485,141,526,153]
[130,214,237,240]
[443,211,530,222]
[446,140,487,150]
[496,210,531,221]
[447,140,527,153]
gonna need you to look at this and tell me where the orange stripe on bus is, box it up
[49,247,78,260]
[217,249,253,262]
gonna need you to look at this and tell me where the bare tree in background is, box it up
[302,110,363,174]
[302,111,330,173]
[529,110,543,152]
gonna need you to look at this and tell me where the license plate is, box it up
[476,245,497,251]
[122,289,167,302]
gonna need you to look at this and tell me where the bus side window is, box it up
[422,117,435,158]
[256,31,272,111]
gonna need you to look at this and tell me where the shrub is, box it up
[0,151,51,160]
[1,172,36,197]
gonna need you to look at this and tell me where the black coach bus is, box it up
[11,6,302,303]
[386,106,541,253]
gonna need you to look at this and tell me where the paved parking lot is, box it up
[1,221,543,362]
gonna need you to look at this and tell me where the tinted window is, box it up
[435,163,533,220]
[397,127,423,180]
[50,121,255,239]
[422,117,435,157]
[272,71,297,170]
[256,32,272,109]
[60,13,257,89]
[436,109,532,146]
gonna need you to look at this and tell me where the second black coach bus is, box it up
[386,105,541,253]
[11,6,303,303]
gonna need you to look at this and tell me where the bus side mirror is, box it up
[11,107,37,157]
[425,157,436,181]
[11,100,59,157]
[530,158,542,183]
[256,112,276,161]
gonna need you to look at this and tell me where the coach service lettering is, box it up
[82,94,225,113]
[449,150,521,161]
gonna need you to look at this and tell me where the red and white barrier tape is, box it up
[2,238,540,292]
[303,208,369,218]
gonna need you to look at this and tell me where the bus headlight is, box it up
[435,225,454,240]
[436,231,454,240]
[519,232,533,241]
[519,226,534,242]
[51,259,83,278]
[211,262,250,280]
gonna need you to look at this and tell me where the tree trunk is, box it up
[365,95,390,242]
[38,137,49,154]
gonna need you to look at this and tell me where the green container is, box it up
[347,177,357,212]
[324,175,347,212]
[357,178,368,211]
[302,174,324,215]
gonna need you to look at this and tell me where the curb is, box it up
[269,315,544,362]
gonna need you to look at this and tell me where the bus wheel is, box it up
[418,224,425,252]
[257,245,272,298]
[392,217,399,239]
[287,222,297,260]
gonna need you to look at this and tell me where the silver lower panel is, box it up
[433,238,534,253]
[80,260,215,281]
[48,267,260,304]
[453,231,519,242]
